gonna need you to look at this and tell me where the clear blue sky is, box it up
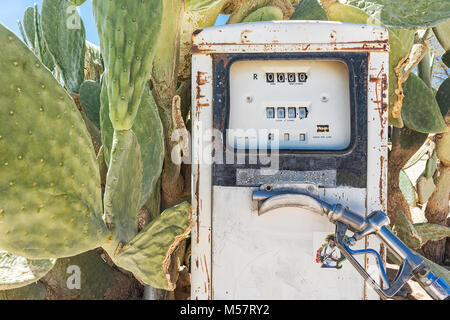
[0,0,229,46]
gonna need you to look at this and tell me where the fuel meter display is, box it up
[227,60,351,151]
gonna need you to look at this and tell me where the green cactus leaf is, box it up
[179,2,224,80]
[101,82,164,208]
[153,0,185,104]
[414,223,450,246]
[242,6,284,22]
[391,211,422,249]
[0,281,48,300]
[80,80,101,129]
[399,170,416,207]
[401,73,447,133]
[93,0,163,130]
[403,140,433,170]
[70,0,87,6]
[103,130,142,244]
[17,20,29,46]
[436,78,450,117]
[0,24,107,259]
[443,51,450,68]
[290,0,328,20]
[436,130,450,166]
[115,202,192,290]
[1,249,144,299]
[424,151,437,179]
[416,175,435,205]
[0,249,56,290]
[23,7,36,48]
[345,0,450,28]
[324,2,414,128]
[186,0,224,11]
[433,19,450,51]
[41,0,86,93]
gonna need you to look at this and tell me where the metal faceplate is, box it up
[228,59,351,150]
[191,21,389,300]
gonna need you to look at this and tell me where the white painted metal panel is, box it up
[212,186,367,299]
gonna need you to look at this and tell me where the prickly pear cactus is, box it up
[100,82,164,208]
[414,223,450,247]
[70,0,87,6]
[179,0,226,80]
[242,6,284,22]
[115,202,192,290]
[92,0,163,130]
[399,170,416,207]
[80,80,101,129]
[401,73,447,133]
[41,0,86,93]
[186,0,225,11]
[436,78,450,118]
[0,24,107,259]
[392,210,450,250]
[290,0,328,20]
[416,175,435,205]
[345,0,450,28]
[23,7,36,48]
[103,130,142,244]
[433,19,450,52]
[0,250,56,290]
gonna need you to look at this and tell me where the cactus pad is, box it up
[399,170,416,207]
[186,0,225,11]
[115,202,192,290]
[413,223,450,247]
[345,0,450,28]
[290,0,328,20]
[103,130,142,244]
[401,73,447,133]
[0,249,56,290]
[101,82,164,208]
[242,6,284,22]
[80,80,101,129]
[41,0,86,93]
[391,211,422,249]
[433,19,450,52]
[70,0,87,6]
[436,78,450,117]
[0,24,106,259]
[23,7,36,48]
[93,0,163,130]
[416,175,435,205]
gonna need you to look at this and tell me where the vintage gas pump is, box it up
[190,21,448,300]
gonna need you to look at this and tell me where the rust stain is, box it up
[370,66,388,139]
[195,163,200,243]
[192,39,388,53]
[203,255,211,292]
[240,29,252,44]
[330,30,337,44]
[379,155,385,207]
[192,28,203,37]
[195,71,210,118]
